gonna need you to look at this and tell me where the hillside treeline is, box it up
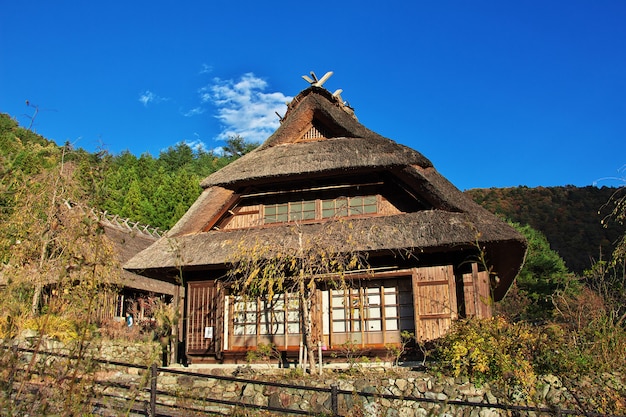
[0,113,254,231]
[466,186,623,274]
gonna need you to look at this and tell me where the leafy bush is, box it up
[246,343,281,368]
[433,317,539,394]
[22,314,80,343]
[434,312,626,407]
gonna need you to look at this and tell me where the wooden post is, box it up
[331,383,339,416]
[318,340,323,374]
[149,363,157,417]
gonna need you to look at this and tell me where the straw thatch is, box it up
[125,86,526,300]
[66,201,176,295]
[102,220,177,295]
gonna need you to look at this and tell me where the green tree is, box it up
[502,223,579,322]
[223,135,259,158]
[120,180,147,223]
[159,142,194,172]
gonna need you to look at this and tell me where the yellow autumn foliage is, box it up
[435,317,538,395]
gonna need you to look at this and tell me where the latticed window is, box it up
[264,200,317,223]
[328,279,414,346]
[300,123,330,140]
[349,195,378,215]
[322,196,377,218]
[263,196,379,224]
[231,293,301,348]
[233,299,258,336]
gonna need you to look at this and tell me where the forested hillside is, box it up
[0,113,254,231]
[466,186,623,274]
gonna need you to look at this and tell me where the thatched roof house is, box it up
[126,83,526,364]
[99,214,176,297]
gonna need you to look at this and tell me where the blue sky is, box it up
[1,1,625,190]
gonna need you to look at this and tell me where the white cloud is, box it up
[182,107,205,117]
[199,63,213,74]
[138,90,168,107]
[199,73,292,143]
[183,139,208,153]
[162,137,209,155]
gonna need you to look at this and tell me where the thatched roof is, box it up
[125,86,526,300]
[64,202,176,295]
[102,221,177,296]
[201,87,432,189]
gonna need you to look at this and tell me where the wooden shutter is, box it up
[462,263,492,319]
[412,265,457,341]
[186,281,219,355]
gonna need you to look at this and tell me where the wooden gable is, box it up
[298,119,332,142]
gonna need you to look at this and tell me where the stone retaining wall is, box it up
[8,335,625,416]
[12,330,162,367]
[149,367,593,416]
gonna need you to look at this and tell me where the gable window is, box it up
[263,196,379,225]
[208,175,433,231]
[322,196,377,218]
[264,200,316,224]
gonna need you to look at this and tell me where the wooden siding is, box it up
[462,263,492,319]
[379,196,401,215]
[187,281,220,355]
[222,204,262,230]
[412,265,457,341]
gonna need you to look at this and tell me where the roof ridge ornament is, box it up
[301,71,349,112]
[302,71,333,87]
[300,71,345,101]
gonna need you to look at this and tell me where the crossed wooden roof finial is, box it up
[302,71,333,87]
[302,71,344,101]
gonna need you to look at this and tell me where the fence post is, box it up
[331,383,339,417]
[149,363,157,417]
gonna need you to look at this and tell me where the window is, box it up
[349,196,378,215]
[264,200,317,224]
[289,201,317,221]
[331,287,391,333]
[322,197,348,218]
[263,196,379,224]
[231,293,301,348]
[233,299,258,337]
[264,203,289,223]
[322,195,378,218]
[328,279,414,346]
